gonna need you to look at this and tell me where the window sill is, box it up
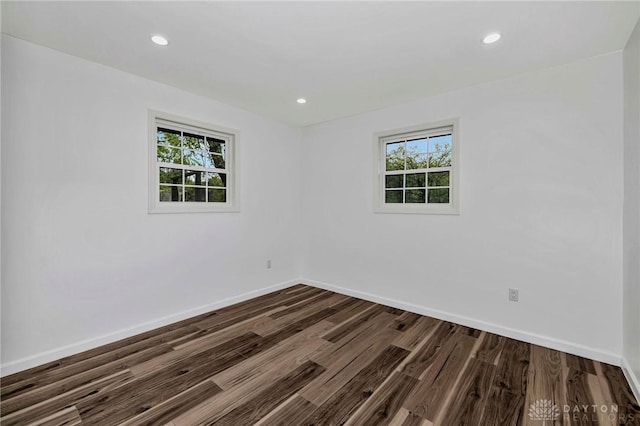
[373,204,459,215]
[149,203,240,214]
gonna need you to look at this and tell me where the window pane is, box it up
[386,141,404,156]
[159,167,182,185]
[207,137,226,157]
[157,128,181,148]
[183,132,207,151]
[210,153,225,169]
[406,153,428,170]
[207,172,226,187]
[183,150,203,167]
[428,171,450,187]
[405,189,426,203]
[185,170,206,186]
[385,175,403,189]
[405,173,425,188]
[185,186,206,202]
[385,190,403,203]
[183,150,213,168]
[406,138,427,154]
[386,142,405,171]
[428,134,452,153]
[428,188,450,203]
[204,153,217,169]
[157,146,181,164]
[208,188,226,203]
[159,185,182,202]
[428,134,452,168]
[429,151,452,167]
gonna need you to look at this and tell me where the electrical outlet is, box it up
[267,259,272,269]
[508,288,519,302]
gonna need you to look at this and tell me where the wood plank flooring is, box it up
[1,284,639,425]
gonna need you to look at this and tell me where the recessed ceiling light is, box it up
[151,35,169,46]
[297,98,307,104]
[483,33,501,44]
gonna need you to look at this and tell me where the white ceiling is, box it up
[2,1,639,127]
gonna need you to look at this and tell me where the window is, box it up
[148,111,238,213]
[373,119,459,214]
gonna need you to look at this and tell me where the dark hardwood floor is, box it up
[1,284,638,425]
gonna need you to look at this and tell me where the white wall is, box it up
[623,18,640,399]
[0,35,303,372]
[0,4,4,370]
[0,33,631,375]
[301,52,624,363]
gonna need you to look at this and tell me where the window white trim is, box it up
[148,110,240,214]
[373,118,460,215]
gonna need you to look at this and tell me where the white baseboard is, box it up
[2,277,626,379]
[0,279,300,377]
[622,357,640,404]
[301,278,622,366]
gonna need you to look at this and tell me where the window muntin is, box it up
[149,112,238,213]
[375,121,458,214]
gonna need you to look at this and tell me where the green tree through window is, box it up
[384,133,452,205]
